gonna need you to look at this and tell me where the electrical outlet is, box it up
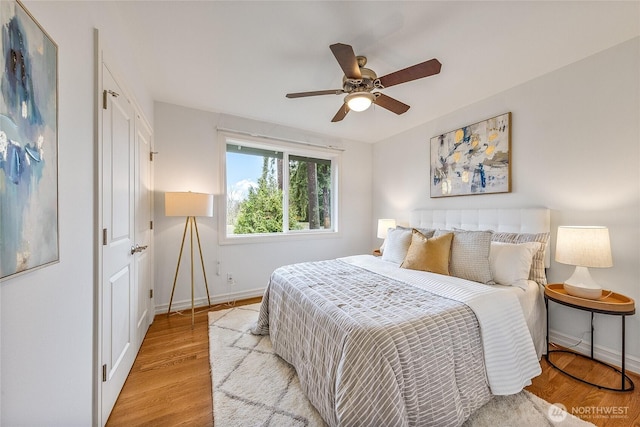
[226,273,235,285]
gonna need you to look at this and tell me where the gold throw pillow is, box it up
[401,230,453,275]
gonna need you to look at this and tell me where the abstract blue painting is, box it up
[430,112,511,198]
[0,0,58,280]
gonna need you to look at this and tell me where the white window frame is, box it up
[218,131,341,245]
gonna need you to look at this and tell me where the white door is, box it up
[100,64,137,424]
[134,114,153,346]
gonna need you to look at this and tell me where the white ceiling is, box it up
[114,1,639,143]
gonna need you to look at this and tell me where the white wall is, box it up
[1,2,153,425]
[153,103,373,312]
[373,38,640,370]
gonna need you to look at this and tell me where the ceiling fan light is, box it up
[345,92,375,112]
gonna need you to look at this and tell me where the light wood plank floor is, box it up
[107,298,640,427]
[106,298,260,427]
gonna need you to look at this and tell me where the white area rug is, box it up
[209,303,593,427]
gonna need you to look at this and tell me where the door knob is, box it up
[130,244,148,255]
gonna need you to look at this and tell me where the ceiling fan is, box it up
[286,43,442,122]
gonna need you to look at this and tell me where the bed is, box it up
[251,208,550,427]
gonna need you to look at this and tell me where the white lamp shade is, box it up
[377,219,396,239]
[555,226,612,268]
[165,192,214,217]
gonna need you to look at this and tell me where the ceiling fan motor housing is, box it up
[342,65,378,93]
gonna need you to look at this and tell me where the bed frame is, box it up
[410,208,551,266]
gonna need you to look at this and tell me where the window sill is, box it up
[219,229,341,245]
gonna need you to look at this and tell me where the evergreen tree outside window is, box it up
[223,135,338,241]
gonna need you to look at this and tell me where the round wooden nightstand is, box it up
[544,283,635,392]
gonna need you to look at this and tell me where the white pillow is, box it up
[491,232,550,285]
[381,227,412,264]
[380,226,433,254]
[489,241,540,289]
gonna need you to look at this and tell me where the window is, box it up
[221,133,339,242]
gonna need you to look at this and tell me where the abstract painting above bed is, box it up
[430,112,510,198]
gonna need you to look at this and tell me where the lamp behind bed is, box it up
[377,219,396,240]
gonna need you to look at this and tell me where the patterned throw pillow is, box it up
[401,230,453,275]
[436,229,494,284]
[491,232,550,285]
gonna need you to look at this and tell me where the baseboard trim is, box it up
[549,329,640,375]
[155,287,265,315]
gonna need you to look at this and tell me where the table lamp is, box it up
[165,191,214,325]
[377,219,396,240]
[555,226,612,299]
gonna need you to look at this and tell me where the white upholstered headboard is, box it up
[410,208,551,267]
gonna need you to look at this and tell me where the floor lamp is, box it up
[165,191,214,325]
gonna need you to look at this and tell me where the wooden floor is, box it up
[527,345,640,427]
[107,298,640,427]
[106,298,260,427]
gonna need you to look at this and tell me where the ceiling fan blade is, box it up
[374,93,410,115]
[286,89,344,98]
[331,104,350,122]
[377,58,442,88]
[330,43,362,80]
